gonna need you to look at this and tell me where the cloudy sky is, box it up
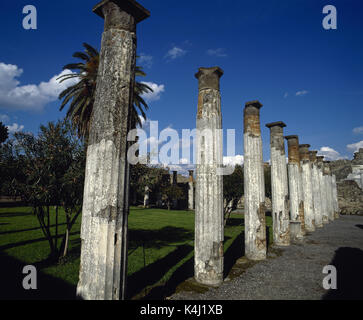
[0,0,362,175]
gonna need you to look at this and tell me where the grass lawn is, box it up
[0,206,273,299]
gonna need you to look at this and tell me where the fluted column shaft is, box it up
[266,122,290,246]
[244,101,266,260]
[195,67,224,285]
[310,151,323,228]
[77,0,150,300]
[285,136,305,236]
[299,144,315,232]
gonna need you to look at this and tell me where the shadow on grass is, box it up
[0,223,68,236]
[137,234,241,300]
[0,232,79,252]
[226,217,244,227]
[0,252,76,300]
[127,244,193,299]
[128,226,194,250]
[0,211,33,218]
[323,247,363,300]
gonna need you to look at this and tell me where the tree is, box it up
[162,184,185,211]
[0,122,8,145]
[13,120,85,259]
[57,43,153,140]
[223,165,244,225]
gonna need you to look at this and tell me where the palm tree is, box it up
[57,43,152,140]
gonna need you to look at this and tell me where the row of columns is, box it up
[77,0,341,297]
[194,74,340,285]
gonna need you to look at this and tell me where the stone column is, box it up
[299,144,315,233]
[285,136,305,236]
[171,171,177,185]
[143,186,150,208]
[244,101,266,261]
[188,170,195,210]
[195,67,224,286]
[266,122,290,246]
[323,161,334,222]
[77,0,150,300]
[332,174,339,219]
[309,151,323,228]
[360,170,363,190]
[317,156,329,224]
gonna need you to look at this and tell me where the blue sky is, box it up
[0,0,363,174]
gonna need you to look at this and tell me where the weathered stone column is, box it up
[188,170,195,210]
[285,136,305,236]
[195,67,224,285]
[77,0,150,300]
[309,151,323,228]
[360,169,363,190]
[299,144,315,233]
[143,186,150,208]
[244,101,266,260]
[317,156,329,224]
[323,161,335,222]
[266,122,290,246]
[332,174,340,219]
[171,171,177,185]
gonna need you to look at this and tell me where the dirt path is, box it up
[172,215,363,300]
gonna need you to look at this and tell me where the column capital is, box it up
[285,135,298,141]
[309,151,318,163]
[245,100,263,109]
[285,135,300,165]
[244,100,263,135]
[266,121,286,129]
[195,67,223,91]
[93,0,150,31]
[299,144,311,161]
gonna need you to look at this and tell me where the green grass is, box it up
[0,206,273,299]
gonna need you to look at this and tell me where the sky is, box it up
[0,0,363,175]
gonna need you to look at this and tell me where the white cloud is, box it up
[353,126,363,134]
[7,123,24,133]
[0,114,9,123]
[347,141,363,153]
[141,82,165,102]
[283,92,288,99]
[138,54,153,69]
[165,47,187,60]
[223,155,244,167]
[0,62,78,111]
[166,163,196,177]
[296,90,309,96]
[207,48,227,57]
[318,146,346,161]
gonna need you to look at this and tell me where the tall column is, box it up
[309,151,323,228]
[171,171,177,185]
[317,156,329,224]
[266,122,290,246]
[323,161,334,222]
[285,136,305,236]
[332,174,340,219]
[143,186,150,208]
[188,170,195,210]
[195,67,224,286]
[360,169,363,190]
[77,0,150,300]
[244,101,266,260]
[299,144,315,233]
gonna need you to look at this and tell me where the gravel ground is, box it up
[172,215,363,300]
